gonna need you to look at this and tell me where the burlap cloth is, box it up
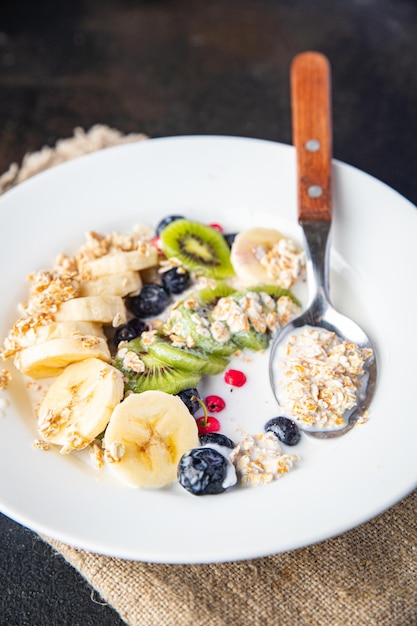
[1,126,416,626]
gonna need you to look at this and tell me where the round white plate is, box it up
[0,136,416,563]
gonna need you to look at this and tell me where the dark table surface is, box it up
[1,1,417,624]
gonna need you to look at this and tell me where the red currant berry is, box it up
[208,222,224,232]
[196,415,221,435]
[224,369,247,387]
[205,395,226,412]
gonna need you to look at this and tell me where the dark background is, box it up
[1,1,416,624]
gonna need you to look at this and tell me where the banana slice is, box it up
[231,228,305,288]
[15,335,111,378]
[82,249,158,278]
[55,296,127,325]
[16,320,106,350]
[230,228,284,285]
[37,358,124,453]
[104,391,199,488]
[79,271,142,297]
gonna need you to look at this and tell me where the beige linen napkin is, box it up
[1,127,416,626]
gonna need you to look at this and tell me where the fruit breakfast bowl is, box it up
[0,136,416,563]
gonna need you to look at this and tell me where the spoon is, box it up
[269,51,377,439]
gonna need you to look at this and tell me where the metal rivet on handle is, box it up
[305,139,321,152]
[307,185,323,198]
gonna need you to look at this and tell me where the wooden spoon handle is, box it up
[291,51,333,222]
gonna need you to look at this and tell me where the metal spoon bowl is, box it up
[269,220,377,439]
[269,52,377,439]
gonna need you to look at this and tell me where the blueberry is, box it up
[156,214,185,237]
[128,284,170,318]
[177,447,228,495]
[161,267,191,294]
[199,433,236,449]
[176,388,201,415]
[224,233,238,248]
[114,318,147,346]
[265,416,301,446]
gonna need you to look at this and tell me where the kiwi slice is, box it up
[114,340,201,394]
[163,304,237,356]
[212,288,275,352]
[201,353,230,375]
[148,336,229,376]
[147,338,209,373]
[184,312,237,356]
[193,282,237,307]
[232,329,270,351]
[160,219,235,279]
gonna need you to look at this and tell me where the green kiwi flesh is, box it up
[232,329,270,351]
[160,219,235,279]
[193,282,236,306]
[113,340,201,394]
[147,339,209,373]
[148,337,229,376]
[201,353,230,375]
[163,304,238,356]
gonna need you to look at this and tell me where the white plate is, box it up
[0,136,416,563]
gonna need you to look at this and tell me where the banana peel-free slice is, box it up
[8,320,105,351]
[230,227,305,288]
[82,249,158,278]
[37,358,124,453]
[104,391,199,488]
[79,271,142,297]
[15,335,111,378]
[230,228,284,285]
[55,295,127,325]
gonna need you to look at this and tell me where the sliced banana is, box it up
[15,320,106,350]
[230,228,284,285]
[104,391,199,488]
[55,296,127,325]
[79,271,142,297]
[82,249,158,278]
[15,335,111,378]
[37,358,124,453]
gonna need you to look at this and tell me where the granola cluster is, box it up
[23,270,80,316]
[211,292,300,337]
[276,327,372,428]
[118,348,146,374]
[230,432,299,487]
[1,313,55,360]
[0,369,12,390]
[254,238,305,289]
[54,228,153,277]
